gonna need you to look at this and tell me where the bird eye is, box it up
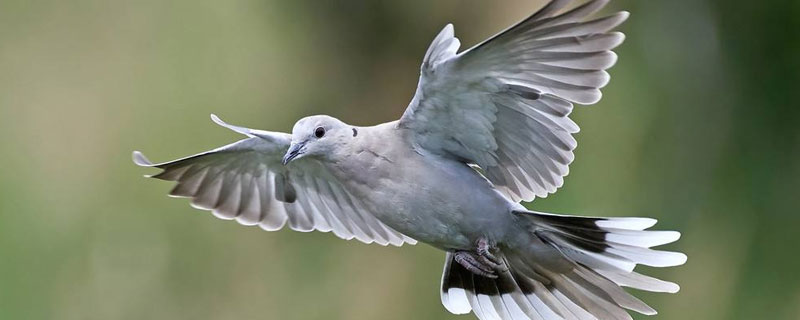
[314,126,325,138]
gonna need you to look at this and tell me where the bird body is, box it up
[134,1,687,319]
[324,121,520,250]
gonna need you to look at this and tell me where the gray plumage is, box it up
[133,1,686,319]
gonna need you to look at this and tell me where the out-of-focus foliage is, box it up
[1,0,798,319]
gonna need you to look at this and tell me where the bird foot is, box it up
[453,237,507,278]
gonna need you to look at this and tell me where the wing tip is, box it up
[210,113,255,137]
[210,113,235,132]
[422,23,460,70]
[434,23,454,39]
[210,113,222,125]
[132,150,154,167]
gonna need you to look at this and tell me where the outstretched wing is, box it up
[400,0,627,202]
[133,115,415,246]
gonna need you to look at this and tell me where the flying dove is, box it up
[133,1,686,319]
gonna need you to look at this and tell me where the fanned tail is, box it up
[440,210,685,320]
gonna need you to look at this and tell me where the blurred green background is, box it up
[1,0,799,319]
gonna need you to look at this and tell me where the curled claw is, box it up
[452,237,507,278]
[454,251,498,278]
[476,237,508,272]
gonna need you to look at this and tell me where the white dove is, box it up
[133,0,686,319]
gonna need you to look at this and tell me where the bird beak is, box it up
[282,142,305,165]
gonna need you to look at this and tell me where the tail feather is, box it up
[526,210,687,271]
[440,210,684,320]
[547,272,633,320]
[441,253,472,315]
[570,266,655,315]
[594,269,680,294]
[513,272,576,319]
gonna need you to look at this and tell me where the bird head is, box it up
[283,115,352,165]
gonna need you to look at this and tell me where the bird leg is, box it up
[452,237,506,278]
[476,237,505,270]
[454,251,498,278]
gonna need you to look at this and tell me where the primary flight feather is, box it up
[133,1,686,319]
